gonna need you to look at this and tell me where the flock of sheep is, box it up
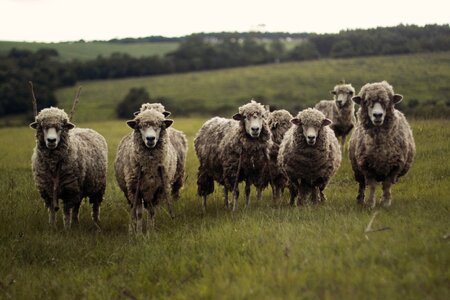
[29,80,416,231]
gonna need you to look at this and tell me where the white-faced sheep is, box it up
[315,82,356,149]
[135,102,187,200]
[278,108,341,206]
[194,100,271,211]
[265,109,293,202]
[115,109,187,232]
[349,81,415,208]
[30,107,107,228]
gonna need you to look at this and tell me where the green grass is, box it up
[0,41,179,61]
[0,118,449,299]
[55,51,450,122]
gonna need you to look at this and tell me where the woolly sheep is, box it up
[136,102,187,199]
[278,108,341,205]
[115,109,187,232]
[349,81,415,208]
[315,82,356,149]
[30,107,107,228]
[194,100,271,211]
[264,109,293,202]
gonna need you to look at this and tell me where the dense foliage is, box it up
[116,87,150,118]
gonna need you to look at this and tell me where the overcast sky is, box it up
[2,0,449,42]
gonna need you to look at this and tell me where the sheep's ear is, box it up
[133,111,140,116]
[291,118,301,126]
[322,118,332,127]
[271,121,278,129]
[330,90,336,95]
[393,94,403,104]
[64,122,75,130]
[29,121,38,129]
[352,96,362,105]
[163,119,173,128]
[163,111,171,118]
[233,113,244,121]
[127,120,137,129]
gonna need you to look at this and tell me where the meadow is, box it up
[0,117,449,299]
[0,41,179,61]
[55,52,450,122]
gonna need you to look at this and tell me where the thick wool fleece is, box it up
[278,108,341,201]
[349,81,415,184]
[138,102,188,197]
[115,110,178,207]
[315,83,356,140]
[194,101,270,197]
[32,107,107,209]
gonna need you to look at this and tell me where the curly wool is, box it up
[349,81,415,184]
[137,102,187,197]
[115,110,180,207]
[31,107,107,210]
[195,101,270,198]
[278,108,341,202]
[315,83,356,140]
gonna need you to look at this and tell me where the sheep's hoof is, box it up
[364,201,376,210]
[381,198,392,208]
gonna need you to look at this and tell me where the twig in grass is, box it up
[364,211,392,235]
[69,86,82,121]
[28,81,38,117]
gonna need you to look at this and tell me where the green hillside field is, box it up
[55,51,450,122]
[0,118,448,299]
[0,40,179,61]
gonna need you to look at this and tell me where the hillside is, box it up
[55,52,450,122]
[0,41,179,61]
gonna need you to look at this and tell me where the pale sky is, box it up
[1,0,449,42]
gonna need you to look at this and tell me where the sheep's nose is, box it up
[146,136,155,142]
[307,136,315,141]
[47,138,56,143]
[336,100,342,105]
[373,113,383,119]
[251,127,259,132]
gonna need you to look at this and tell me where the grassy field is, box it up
[55,52,450,122]
[0,40,179,61]
[0,118,448,299]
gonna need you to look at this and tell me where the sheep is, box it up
[264,109,293,202]
[349,81,415,208]
[135,102,187,200]
[194,100,271,211]
[278,108,341,206]
[115,109,186,232]
[30,107,108,229]
[315,82,356,149]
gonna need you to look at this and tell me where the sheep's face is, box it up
[127,118,173,148]
[331,85,355,108]
[233,112,264,138]
[291,109,331,146]
[353,93,402,126]
[30,107,75,150]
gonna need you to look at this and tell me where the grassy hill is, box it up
[0,118,448,299]
[54,52,450,122]
[0,40,179,61]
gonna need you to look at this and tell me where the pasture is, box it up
[0,41,179,61]
[0,118,448,299]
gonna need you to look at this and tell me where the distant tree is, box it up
[116,87,150,119]
[288,41,320,60]
[269,39,286,62]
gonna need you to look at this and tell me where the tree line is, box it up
[1,24,449,117]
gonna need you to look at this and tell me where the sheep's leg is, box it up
[297,184,307,207]
[319,188,327,203]
[63,203,72,230]
[256,187,262,202]
[356,180,365,205]
[146,204,155,230]
[245,181,251,208]
[381,180,393,208]
[71,202,81,225]
[48,207,57,227]
[202,196,207,212]
[366,178,377,209]
[311,186,320,205]
[135,200,144,234]
[289,183,298,206]
[223,186,229,209]
[129,205,137,234]
[232,187,239,212]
